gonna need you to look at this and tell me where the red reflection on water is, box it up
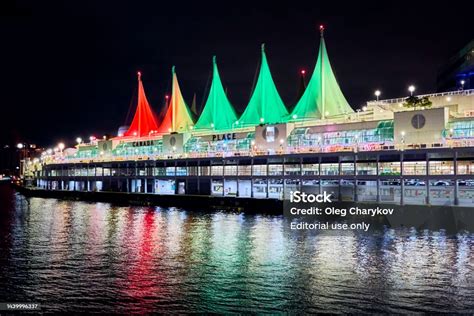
[119,209,167,312]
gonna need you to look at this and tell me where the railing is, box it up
[367,89,474,105]
[37,138,474,167]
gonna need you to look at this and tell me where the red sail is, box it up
[124,72,160,137]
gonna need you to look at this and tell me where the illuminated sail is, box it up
[158,67,194,133]
[194,56,238,131]
[290,27,353,120]
[238,44,289,126]
[124,72,160,137]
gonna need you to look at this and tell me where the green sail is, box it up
[194,56,238,131]
[290,33,353,120]
[238,44,289,126]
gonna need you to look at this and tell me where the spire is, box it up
[194,56,238,131]
[290,26,353,121]
[238,44,289,127]
[157,67,194,133]
[124,72,160,137]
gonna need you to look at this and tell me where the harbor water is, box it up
[0,185,472,313]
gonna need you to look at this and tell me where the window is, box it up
[302,164,319,176]
[403,161,426,175]
[252,165,267,176]
[238,165,252,176]
[320,163,339,176]
[269,164,284,176]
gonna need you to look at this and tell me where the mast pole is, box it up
[261,43,265,123]
[212,56,217,130]
[320,25,325,120]
[172,66,176,132]
[137,71,142,136]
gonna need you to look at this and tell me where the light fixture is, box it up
[408,85,415,95]
[58,143,65,151]
[292,114,298,119]
[17,143,24,149]
[260,118,264,123]
[76,137,82,144]
[375,90,381,101]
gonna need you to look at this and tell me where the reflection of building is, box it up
[437,40,474,91]
[25,31,474,207]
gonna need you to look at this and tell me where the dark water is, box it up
[0,185,473,313]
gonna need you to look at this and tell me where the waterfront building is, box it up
[437,40,474,92]
[24,30,474,207]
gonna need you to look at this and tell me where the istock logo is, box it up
[289,191,332,203]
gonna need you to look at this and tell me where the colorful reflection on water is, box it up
[0,186,472,313]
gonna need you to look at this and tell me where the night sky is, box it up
[1,1,473,147]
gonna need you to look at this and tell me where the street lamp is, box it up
[375,90,381,101]
[408,85,415,96]
[460,80,465,90]
[17,143,24,149]
[76,137,82,144]
[58,143,65,152]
